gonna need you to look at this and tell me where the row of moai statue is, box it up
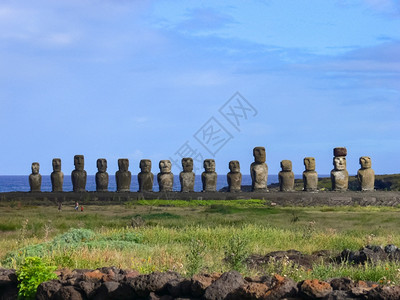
[28,147,375,192]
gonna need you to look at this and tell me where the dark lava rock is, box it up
[191,273,220,297]
[322,290,355,300]
[166,278,192,298]
[328,277,355,291]
[91,281,132,300]
[366,285,400,300]
[299,279,333,299]
[53,286,84,300]
[226,282,269,300]
[264,274,298,299]
[128,271,180,297]
[247,249,334,270]
[203,271,244,300]
[36,280,63,300]
[78,281,98,299]
[0,268,18,300]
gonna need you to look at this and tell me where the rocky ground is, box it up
[2,244,400,300]
[3,266,400,300]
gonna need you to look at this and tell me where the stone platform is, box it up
[1,191,400,206]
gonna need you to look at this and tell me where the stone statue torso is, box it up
[116,171,131,192]
[138,172,154,192]
[29,174,42,192]
[202,172,217,192]
[180,172,195,192]
[95,172,109,192]
[158,173,173,192]
[303,171,318,191]
[331,170,349,191]
[250,162,268,191]
[227,172,242,192]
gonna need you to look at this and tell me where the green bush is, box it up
[17,256,57,299]
[186,238,207,276]
[223,234,249,272]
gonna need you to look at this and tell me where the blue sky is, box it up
[1,0,399,176]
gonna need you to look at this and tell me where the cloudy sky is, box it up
[1,0,399,175]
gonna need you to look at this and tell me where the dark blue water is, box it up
[0,175,309,192]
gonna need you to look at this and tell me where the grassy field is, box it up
[2,200,400,283]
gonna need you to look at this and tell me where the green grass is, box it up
[2,201,400,282]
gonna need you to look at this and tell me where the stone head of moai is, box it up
[229,160,240,173]
[253,147,266,164]
[52,158,62,172]
[97,159,107,173]
[118,159,129,172]
[159,160,172,173]
[360,156,372,169]
[333,156,346,171]
[304,157,316,171]
[74,155,85,171]
[31,162,40,174]
[280,160,292,172]
[204,159,216,173]
[140,159,152,173]
[182,158,193,172]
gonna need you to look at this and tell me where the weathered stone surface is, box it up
[203,270,244,300]
[202,159,217,192]
[95,158,108,192]
[0,268,17,300]
[251,147,268,191]
[365,285,400,300]
[331,152,348,191]
[51,158,64,192]
[129,271,180,297]
[358,156,375,191]
[116,159,131,192]
[226,282,269,300]
[166,278,192,298]
[71,155,87,192]
[264,274,298,299]
[138,159,154,192]
[53,286,84,300]
[328,277,355,291]
[180,158,195,192]
[158,160,173,192]
[227,160,242,192]
[29,162,41,192]
[36,280,63,300]
[300,279,333,298]
[279,160,294,192]
[303,157,318,192]
[92,281,133,300]
[191,273,220,297]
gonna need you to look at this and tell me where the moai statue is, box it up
[71,155,87,192]
[95,158,108,192]
[250,147,268,191]
[29,162,42,192]
[51,158,64,192]
[227,160,242,192]
[179,158,195,192]
[138,159,154,192]
[116,159,131,192]
[279,160,294,192]
[303,157,318,191]
[157,160,173,192]
[330,147,349,191]
[357,156,375,191]
[202,159,217,192]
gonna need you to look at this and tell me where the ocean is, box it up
[0,174,311,192]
